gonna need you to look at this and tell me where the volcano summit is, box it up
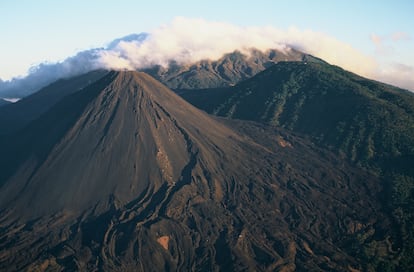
[0,69,402,271]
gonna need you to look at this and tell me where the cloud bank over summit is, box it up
[0,17,412,97]
[96,17,377,75]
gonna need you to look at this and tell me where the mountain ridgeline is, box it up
[0,70,398,271]
[0,53,413,271]
[0,70,108,135]
[144,48,305,90]
[180,60,414,270]
[181,61,414,168]
[0,49,304,136]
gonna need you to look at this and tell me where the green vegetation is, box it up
[180,61,414,270]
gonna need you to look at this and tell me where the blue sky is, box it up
[1,0,413,89]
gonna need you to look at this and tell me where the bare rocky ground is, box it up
[0,71,399,271]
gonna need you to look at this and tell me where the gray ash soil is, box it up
[0,71,392,271]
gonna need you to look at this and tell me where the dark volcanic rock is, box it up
[0,71,391,271]
[0,71,247,217]
[144,48,305,90]
[0,70,108,136]
[180,61,414,270]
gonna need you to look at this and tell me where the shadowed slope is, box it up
[181,61,414,167]
[180,61,414,270]
[0,71,391,271]
[0,70,108,136]
[0,70,243,218]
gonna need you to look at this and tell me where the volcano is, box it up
[0,71,391,271]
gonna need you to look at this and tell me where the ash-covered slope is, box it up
[0,70,108,135]
[180,61,414,270]
[0,71,390,271]
[0,70,244,218]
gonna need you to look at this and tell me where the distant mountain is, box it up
[0,70,108,135]
[0,71,393,271]
[0,49,306,135]
[0,29,304,100]
[145,48,305,89]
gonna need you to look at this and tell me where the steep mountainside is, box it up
[0,71,394,271]
[181,61,414,167]
[0,70,108,135]
[180,61,414,270]
[144,48,305,89]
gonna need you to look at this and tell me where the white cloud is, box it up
[376,62,414,91]
[97,17,377,80]
[0,49,102,97]
[368,31,414,90]
[1,17,413,97]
